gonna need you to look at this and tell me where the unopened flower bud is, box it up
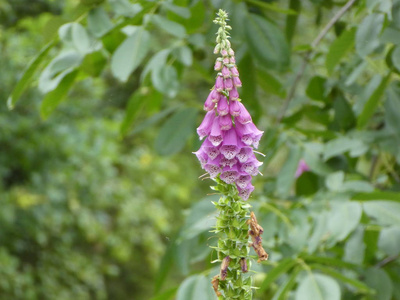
[214,44,220,54]
[224,78,233,91]
[222,66,230,78]
[233,76,242,87]
[214,60,222,71]
[215,76,224,92]
[221,49,228,57]
[217,96,229,116]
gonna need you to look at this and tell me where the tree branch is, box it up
[276,0,357,124]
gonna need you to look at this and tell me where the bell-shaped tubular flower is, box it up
[219,114,232,131]
[220,164,240,184]
[220,128,240,159]
[217,96,229,116]
[197,111,216,139]
[204,156,222,178]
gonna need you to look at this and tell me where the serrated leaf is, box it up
[357,72,391,128]
[356,13,384,57]
[155,108,197,156]
[111,27,150,82]
[326,28,356,74]
[7,39,57,109]
[245,14,290,71]
[40,70,78,119]
[151,15,186,38]
[295,273,341,300]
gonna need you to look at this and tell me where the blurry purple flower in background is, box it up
[295,159,310,178]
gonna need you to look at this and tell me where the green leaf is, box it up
[323,137,368,160]
[80,51,106,77]
[246,0,297,15]
[244,14,290,71]
[378,226,400,256]
[285,0,301,43]
[109,0,142,18]
[306,76,326,101]
[271,267,301,300]
[327,202,362,243]
[7,39,57,109]
[176,275,214,300]
[259,258,298,292]
[59,23,100,55]
[356,13,384,57]
[295,273,341,300]
[296,172,320,196]
[111,27,150,82]
[40,70,78,119]
[88,7,113,37]
[175,46,192,66]
[38,51,82,93]
[154,238,177,293]
[331,94,356,131]
[363,201,400,226]
[151,287,178,300]
[141,48,171,82]
[120,87,162,136]
[179,196,218,241]
[162,3,190,19]
[152,65,179,98]
[364,268,393,300]
[344,226,365,265]
[276,145,302,197]
[385,86,400,136]
[326,28,356,74]
[257,67,286,98]
[311,265,374,294]
[302,255,358,270]
[154,108,197,156]
[352,191,400,202]
[357,72,391,128]
[151,15,186,38]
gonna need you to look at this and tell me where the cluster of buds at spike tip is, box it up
[193,9,264,201]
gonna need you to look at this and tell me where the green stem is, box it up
[212,178,253,299]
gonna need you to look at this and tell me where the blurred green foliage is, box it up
[2,0,400,299]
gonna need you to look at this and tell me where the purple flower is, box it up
[236,103,252,124]
[214,60,222,71]
[222,66,230,78]
[197,111,216,140]
[233,76,242,87]
[209,118,223,146]
[216,76,224,92]
[238,183,254,200]
[219,114,232,130]
[220,165,240,184]
[236,145,253,163]
[201,138,220,160]
[204,91,216,111]
[229,87,239,101]
[194,26,265,201]
[229,100,240,116]
[220,128,240,159]
[210,89,220,103]
[217,96,229,116]
[236,174,252,189]
[235,121,263,149]
[230,66,239,77]
[224,78,233,91]
[295,159,310,178]
[204,156,222,178]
